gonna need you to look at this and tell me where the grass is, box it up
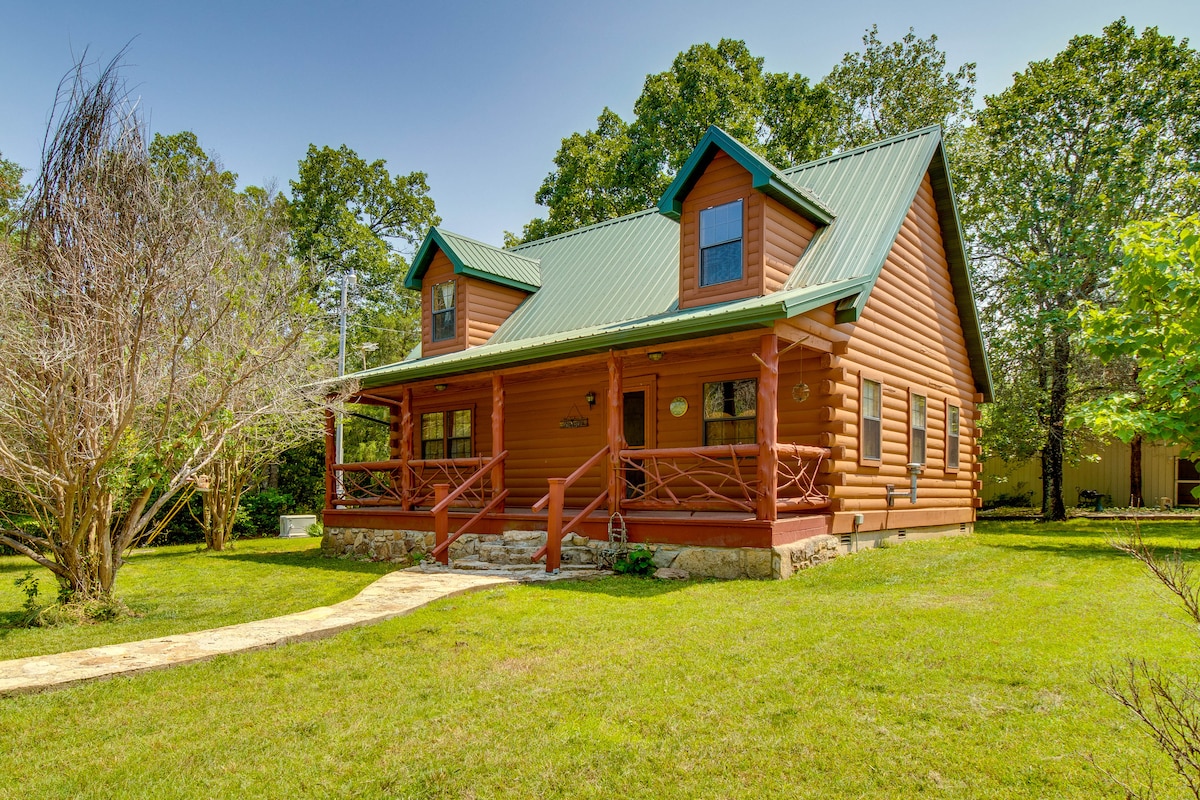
[0,536,402,661]
[0,519,1197,798]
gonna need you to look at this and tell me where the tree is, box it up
[959,19,1200,520]
[289,144,439,366]
[514,31,969,244]
[0,56,326,600]
[0,150,22,236]
[1076,215,1200,471]
[821,25,976,151]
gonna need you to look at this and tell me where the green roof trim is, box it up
[404,228,541,292]
[657,126,835,224]
[352,277,865,388]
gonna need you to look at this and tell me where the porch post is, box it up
[757,333,780,522]
[492,373,506,512]
[433,483,449,564]
[400,387,414,511]
[324,405,336,509]
[607,350,624,516]
[546,478,565,573]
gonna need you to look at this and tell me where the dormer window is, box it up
[431,280,456,342]
[699,199,743,286]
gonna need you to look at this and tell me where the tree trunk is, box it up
[1043,328,1070,521]
[1130,434,1144,508]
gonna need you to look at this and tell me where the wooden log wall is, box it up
[782,171,981,531]
[465,279,528,348]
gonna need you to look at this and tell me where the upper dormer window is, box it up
[699,199,743,286]
[431,281,456,342]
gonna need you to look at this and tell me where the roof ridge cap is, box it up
[783,125,943,175]
[508,207,664,251]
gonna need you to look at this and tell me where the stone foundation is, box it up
[322,521,970,579]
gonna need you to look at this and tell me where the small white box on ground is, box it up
[279,514,317,538]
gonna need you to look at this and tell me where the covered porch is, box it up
[325,331,838,571]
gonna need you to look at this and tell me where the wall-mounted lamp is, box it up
[584,391,597,409]
[647,351,664,362]
[434,384,448,392]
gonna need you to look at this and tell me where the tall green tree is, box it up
[513,31,970,244]
[821,25,975,151]
[1076,215,1200,466]
[960,19,1200,519]
[289,144,439,367]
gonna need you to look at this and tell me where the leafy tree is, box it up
[513,31,968,244]
[0,150,22,236]
[0,58,326,600]
[1076,215,1200,469]
[289,144,438,359]
[959,19,1200,520]
[821,25,976,151]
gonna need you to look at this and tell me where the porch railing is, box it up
[429,450,509,564]
[532,444,610,571]
[617,443,831,513]
[331,456,492,510]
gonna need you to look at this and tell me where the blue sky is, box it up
[2,0,1198,246]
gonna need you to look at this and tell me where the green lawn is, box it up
[0,536,401,661]
[0,520,1195,799]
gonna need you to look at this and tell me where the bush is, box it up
[234,489,294,538]
[613,545,656,576]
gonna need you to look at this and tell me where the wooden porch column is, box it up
[324,406,336,509]
[606,350,624,516]
[546,478,565,573]
[492,373,506,512]
[433,484,449,565]
[756,334,780,522]
[400,387,414,511]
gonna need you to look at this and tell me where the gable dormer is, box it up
[404,228,540,357]
[658,126,834,310]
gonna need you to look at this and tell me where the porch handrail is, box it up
[430,489,511,560]
[531,488,610,564]
[618,443,759,460]
[429,450,509,516]
[532,444,610,512]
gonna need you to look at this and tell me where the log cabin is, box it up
[322,124,993,578]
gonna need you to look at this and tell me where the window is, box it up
[699,199,743,286]
[420,409,472,459]
[431,280,456,342]
[703,379,756,445]
[861,378,882,462]
[946,404,961,470]
[910,393,927,466]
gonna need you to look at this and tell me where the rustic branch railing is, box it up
[618,443,831,514]
[331,455,497,510]
[430,450,509,564]
[533,445,610,571]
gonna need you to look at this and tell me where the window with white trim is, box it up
[910,393,927,466]
[861,379,882,462]
[699,199,743,286]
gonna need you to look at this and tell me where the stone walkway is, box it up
[0,568,530,697]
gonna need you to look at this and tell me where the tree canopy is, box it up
[1076,215,1200,462]
[960,18,1200,518]
[510,30,974,245]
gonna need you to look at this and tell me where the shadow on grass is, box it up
[976,519,1200,561]
[532,574,696,598]
[220,550,397,575]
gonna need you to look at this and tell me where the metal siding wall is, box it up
[982,441,1183,507]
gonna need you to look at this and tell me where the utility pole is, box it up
[335,271,356,474]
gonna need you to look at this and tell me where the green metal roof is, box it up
[404,227,541,292]
[354,126,991,401]
[658,125,834,224]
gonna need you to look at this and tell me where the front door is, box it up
[623,390,646,497]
